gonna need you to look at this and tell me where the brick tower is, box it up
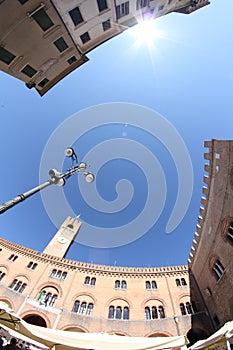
[42,216,81,258]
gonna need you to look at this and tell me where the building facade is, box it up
[0,0,210,96]
[188,140,233,332]
[0,218,202,338]
[0,140,232,344]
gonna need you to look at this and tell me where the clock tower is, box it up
[42,216,81,258]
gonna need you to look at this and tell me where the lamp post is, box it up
[174,315,180,336]
[0,148,95,215]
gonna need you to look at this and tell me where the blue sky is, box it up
[0,0,232,268]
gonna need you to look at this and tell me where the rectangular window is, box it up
[21,64,37,78]
[102,19,111,31]
[116,2,129,19]
[69,7,84,26]
[53,37,68,52]
[80,32,91,44]
[67,56,77,65]
[32,8,54,31]
[38,78,49,88]
[97,0,108,12]
[0,47,16,65]
[136,0,148,10]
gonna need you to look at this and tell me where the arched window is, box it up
[108,304,129,320]
[50,269,67,280]
[50,295,57,307]
[80,302,87,314]
[84,276,96,286]
[181,278,187,286]
[145,305,165,320]
[90,277,96,286]
[27,261,33,269]
[8,254,18,262]
[180,303,186,315]
[151,281,157,289]
[56,270,62,279]
[186,302,194,314]
[108,306,114,319]
[123,306,129,320]
[180,302,195,316]
[61,272,67,280]
[72,300,80,313]
[145,307,151,320]
[9,279,17,289]
[72,300,94,316]
[212,259,225,281]
[86,303,94,315]
[39,290,58,307]
[9,279,27,293]
[146,281,151,289]
[115,306,122,319]
[114,280,126,289]
[151,306,158,319]
[19,283,27,293]
[50,269,57,277]
[176,278,181,286]
[158,305,165,318]
[121,280,127,289]
[115,280,120,288]
[14,281,22,292]
[44,292,52,306]
[84,276,90,285]
[27,262,37,270]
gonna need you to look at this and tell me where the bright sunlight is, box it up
[129,17,164,49]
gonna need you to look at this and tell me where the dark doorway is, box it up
[23,315,47,327]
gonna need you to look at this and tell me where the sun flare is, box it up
[129,18,164,49]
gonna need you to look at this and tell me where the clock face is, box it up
[57,236,67,244]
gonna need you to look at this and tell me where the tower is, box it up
[42,216,81,258]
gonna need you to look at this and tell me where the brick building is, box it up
[0,216,202,338]
[188,140,233,337]
[0,139,232,344]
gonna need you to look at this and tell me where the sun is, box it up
[129,18,164,49]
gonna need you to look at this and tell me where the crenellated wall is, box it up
[188,139,233,328]
[0,235,205,338]
[1,139,232,341]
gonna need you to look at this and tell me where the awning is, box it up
[190,320,233,350]
[0,307,188,350]
[0,322,47,349]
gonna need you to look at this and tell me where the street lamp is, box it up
[174,315,180,336]
[0,148,95,215]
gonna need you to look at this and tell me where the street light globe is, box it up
[64,148,75,157]
[57,178,66,187]
[79,162,87,169]
[85,172,95,183]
